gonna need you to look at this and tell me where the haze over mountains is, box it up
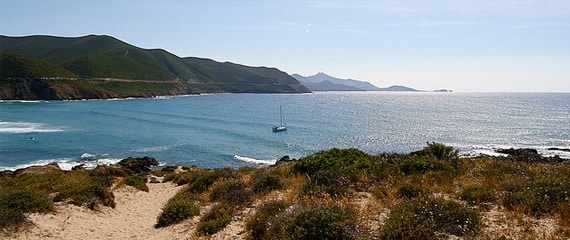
[292,72,421,92]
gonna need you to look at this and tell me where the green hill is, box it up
[0,53,77,79]
[0,35,310,99]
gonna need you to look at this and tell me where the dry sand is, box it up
[12,182,194,240]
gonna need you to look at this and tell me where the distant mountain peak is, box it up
[292,72,422,92]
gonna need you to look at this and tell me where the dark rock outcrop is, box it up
[275,155,297,165]
[496,148,566,164]
[117,156,159,173]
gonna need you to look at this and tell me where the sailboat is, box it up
[272,106,287,132]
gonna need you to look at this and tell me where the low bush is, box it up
[501,174,570,217]
[0,189,54,214]
[89,166,131,187]
[246,200,290,240]
[152,165,178,177]
[413,142,460,167]
[155,198,200,228]
[124,175,149,192]
[397,182,426,199]
[252,170,283,194]
[0,207,26,231]
[210,180,253,205]
[0,189,54,230]
[54,183,115,210]
[301,170,351,198]
[381,197,481,239]
[273,204,357,240]
[461,185,496,205]
[293,148,381,182]
[196,203,234,236]
[398,156,455,176]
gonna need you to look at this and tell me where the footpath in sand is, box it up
[16,182,188,240]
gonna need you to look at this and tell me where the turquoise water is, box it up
[1,92,569,170]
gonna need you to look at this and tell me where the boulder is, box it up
[118,156,159,173]
[275,155,296,165]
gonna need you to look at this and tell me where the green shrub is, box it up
[0,189,54,214]
[0,189,54,231]
[210,180,253,205]
[503,184,570,217]
[246,200,290,240]
[10,171,65,193]
[0,208,27,231]
[155,198,200,228]
[175,168,234,192]
[293,148,379,180]
[301,170,351,198]
[54,183,115,209]
[124,175,149,192]
[415,142,459,161]
[461,185,496,205]
[89,166,131,187]
[398,183,426,199]
[381,197,481,239]
[197,203,234,235]
[274,204,357,240]
[253,171,283,194]
[152,165,178,177]
[398,156,455,176]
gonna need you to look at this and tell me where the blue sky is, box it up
[2,0,569,92]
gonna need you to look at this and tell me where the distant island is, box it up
[292,72,451,92]
[0,35,310,100]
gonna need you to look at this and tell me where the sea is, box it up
[1,92,569,171]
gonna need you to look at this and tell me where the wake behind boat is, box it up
[272,105,287,132]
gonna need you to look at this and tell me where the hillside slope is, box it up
[0,35,309,99]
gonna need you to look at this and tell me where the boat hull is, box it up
[272,126,287,132]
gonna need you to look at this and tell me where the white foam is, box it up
[129,145,172,153]
[80,153,96,159]
[0,154,123,172]
[0,121,64,134]
[233,155,276,165]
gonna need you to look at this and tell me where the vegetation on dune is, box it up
[3,142,570,239]
[0,165,149,232]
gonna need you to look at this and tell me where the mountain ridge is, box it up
[292,72,422,92]
[0,34,310,100]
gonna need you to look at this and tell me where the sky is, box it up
[1,0,569,92]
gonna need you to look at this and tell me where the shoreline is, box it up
[1,145,569,173]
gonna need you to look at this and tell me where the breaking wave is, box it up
[0,120,64,133]
[233,155,276,165]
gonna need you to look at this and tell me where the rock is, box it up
[548,147,570,152]
[72,164,86,171]
[275,155,296,165]
[496,148,566,164]
[118,156,159,173]
[13,162,62,176]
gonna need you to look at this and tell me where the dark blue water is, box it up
[1,92,569,170]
